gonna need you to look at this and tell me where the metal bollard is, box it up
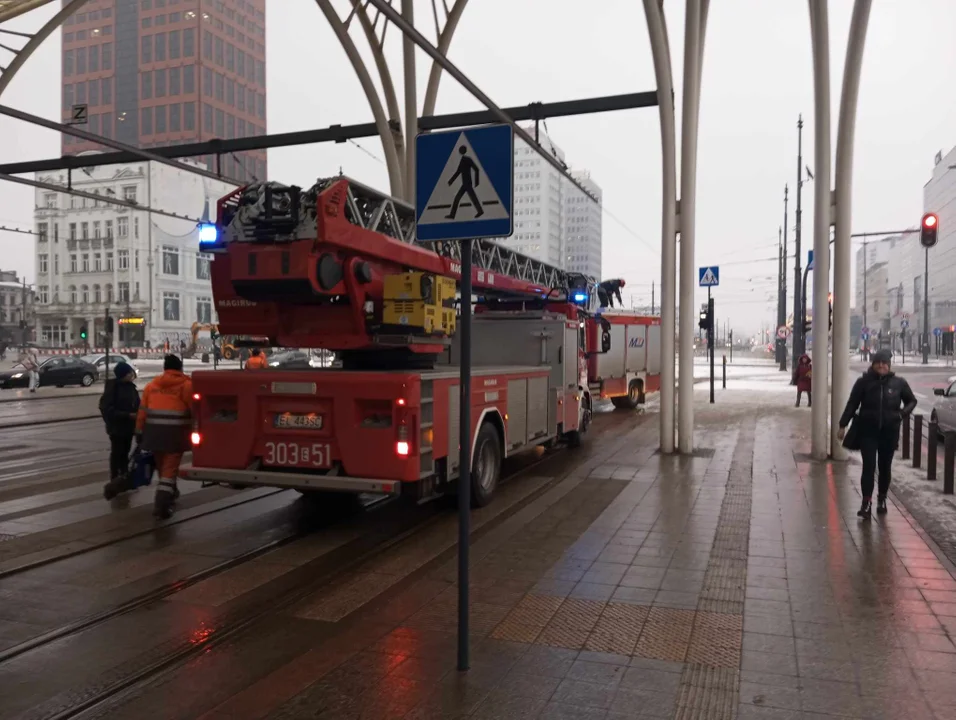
[928,421,938,481]
[945,432,955,495]
[722,355,726,389]
[902,415,911,460]
[913,414,923,469]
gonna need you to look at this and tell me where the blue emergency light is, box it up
[572,292,588,304]
[198,223,218,244]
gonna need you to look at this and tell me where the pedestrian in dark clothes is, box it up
[794,354,812,407]
[838,349,916,519]
[100,361,141,499]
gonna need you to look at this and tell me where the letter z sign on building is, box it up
[415,124,514,243]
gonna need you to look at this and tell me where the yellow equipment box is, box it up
[383,272,456,335]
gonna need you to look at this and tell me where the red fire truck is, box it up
[179,177,658,506]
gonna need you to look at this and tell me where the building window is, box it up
[101,77,112,105]
[203,67,213,97]
[170,103,181,132]
[37,223,48,242]
[119,282,130,302]
[105,284,113,302]
[215,72,224,101]
[105,220,113,238]
[184,101,196,130]
[196,254,211,280]
[38,286,49,304]
[155,105,167,133]
[155,68,167,97]
[81,285,89,304]
[135,250,140,271]
[64,50,74,76]
[141,70,152,99]
[169,29,181,59]
[118,249,129,270]
[76,46,87,74]
[183,65,195,93]
[70,286,77,304]
[155,32,166,61]
[93,221,101,239]
[117,217,129,238]
[54,254,59,274]
[141,35,152,64]
[38,254,48,274]
[89,44,99,72]
[45,193,56,209]
[196,297,212,323]
[134,217,140,239]
[106,253,114,271]
[203,30,212,59]
[183,27,195,57]
[163,292,180,321]
[93,285,101,303]
[82,254,90,272]
[123,186,137,203]
[102,42,112,70]
[203,104,212,133]
[69,223,77,241]
[169,66,181,95]
[162,245,180,275]
[215,36,223,65]
[81,222,89,240]
[94,253,102,272]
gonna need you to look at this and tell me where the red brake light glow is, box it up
[191,431,202,446]
[396,398,406,406]
[193,393,201,401]
[396,441,410,456]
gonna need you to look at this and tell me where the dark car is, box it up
[0,356,98,389]
[266,350,312,369]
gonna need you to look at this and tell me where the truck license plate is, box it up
[263,441,331,468]
[274,412,323,429]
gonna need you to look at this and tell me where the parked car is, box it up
[932,381,956,435]
[0,356,98,389]
[267,350,312,369]
[81,353,138,377]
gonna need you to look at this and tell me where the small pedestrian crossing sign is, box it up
[698,266,720,287]
[415,124,513,242]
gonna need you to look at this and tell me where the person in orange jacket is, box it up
[245,348,268,369]
[136,354,194,519]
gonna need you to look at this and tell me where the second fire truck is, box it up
[179,177,659,506]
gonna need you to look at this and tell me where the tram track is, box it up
[5,445,569,720]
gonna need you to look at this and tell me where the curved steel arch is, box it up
[0,0,90,99]
[315,0,406,198]
[421,0,469,117]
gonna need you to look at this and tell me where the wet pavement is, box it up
[0,385,955,719]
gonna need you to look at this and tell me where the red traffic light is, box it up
[920,212,940,249]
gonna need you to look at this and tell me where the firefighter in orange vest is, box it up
[136,354,194,519]
[245,348,268,369]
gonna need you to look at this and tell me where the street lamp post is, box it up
[923,245,930,365]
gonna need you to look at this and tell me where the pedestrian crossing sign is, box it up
[698,266,720,287]
[415,124,514,242]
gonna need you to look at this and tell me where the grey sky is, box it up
[1,0,955,338]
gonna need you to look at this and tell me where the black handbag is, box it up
[842,415,862,451]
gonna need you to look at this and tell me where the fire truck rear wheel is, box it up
[471,422,502,507]
[611,381,642,410]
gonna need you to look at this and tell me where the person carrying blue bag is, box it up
[101,361,141,499]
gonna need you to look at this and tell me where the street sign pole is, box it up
[457,238,472,672]
[415,123,514,674]
[708,290,715,404]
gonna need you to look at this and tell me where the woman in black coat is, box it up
[837,350,916,519]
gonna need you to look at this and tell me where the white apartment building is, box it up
[507,128,567,267]
[853,236,898,334]
[504,128,603,277]
[564,170,603,278]
[33,156,235,349]
[881,147,956,348]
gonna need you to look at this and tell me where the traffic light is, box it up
[698,304,709,331]
[921,212,939,249]
[80,325,88,340]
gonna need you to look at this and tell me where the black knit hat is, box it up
[871,349,892,366]
[163,354,184,371]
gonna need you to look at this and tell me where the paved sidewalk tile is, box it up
[207,389,956,719]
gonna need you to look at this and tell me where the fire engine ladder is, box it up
[336,177,597,298]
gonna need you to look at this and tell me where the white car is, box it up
[81,353,139,377]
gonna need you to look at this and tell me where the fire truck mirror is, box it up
[317,254,343,291]
[601,330,611,354]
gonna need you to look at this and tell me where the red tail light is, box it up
[396,441,410,456]
[191,431,202,446]
[193,393,201,401]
